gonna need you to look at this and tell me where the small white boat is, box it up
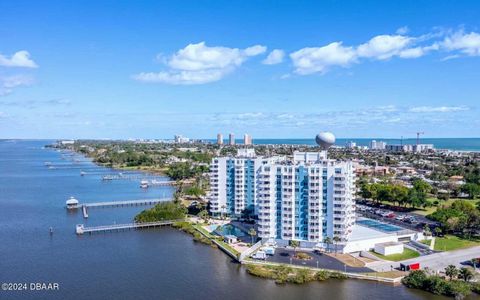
[80,171,86,176]
[140,180,149,188]
[66,196,79,209]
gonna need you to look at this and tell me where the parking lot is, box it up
[355,200,441,232]
[259,248,373,273]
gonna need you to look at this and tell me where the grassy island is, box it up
[246,264,347,284]
[135,201,186,223]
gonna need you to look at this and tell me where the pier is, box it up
[75,220,180,234]
[82,205,89,218]
[67,198,171,210]
[84,198,170,208]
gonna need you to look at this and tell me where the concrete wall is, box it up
[342,235,398,253]
[374,243,403,256]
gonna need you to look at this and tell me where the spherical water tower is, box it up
[315,132,336,150]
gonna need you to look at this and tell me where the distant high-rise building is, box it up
[174,135,190,143]
[370,140,387,150]
[345,141,356,149]
[244,133,252,145]
[229,133,235,145]
[217,133,223,145]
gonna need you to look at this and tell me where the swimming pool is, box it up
[207,224,246,237]
[357,219,403,232]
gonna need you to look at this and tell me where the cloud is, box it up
[290,42,357,75]
[206,104,472,130]
[288,30,453,75]
[262,49,285,65]
[0,75,34,96]
[396,26,409,35]
[442,30,480,56]
[0,51,38,68]
[409,106,470,113]
[133,42,267,84]
[357,35,413,60]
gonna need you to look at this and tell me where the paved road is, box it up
[262,248,373,273]
[368,245,480,272]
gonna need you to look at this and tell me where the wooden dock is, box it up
[75,220,181,234]
[82,205,89,218]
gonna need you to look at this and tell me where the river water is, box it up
[0,140,449,300]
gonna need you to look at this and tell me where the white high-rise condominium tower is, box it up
[244,134,252,145]
[209,148,283,217]
[256,151,356,244]
[217,133,223,145]
[229,133,235,145]
[208,132,356,246]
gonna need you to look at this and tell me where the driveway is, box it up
[368,245,480,272]
[263,248,373,273]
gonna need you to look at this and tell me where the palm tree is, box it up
[445,265,458,280]
[290,240,300,254]
[248,228,257,245]
[332,236,341,256]
[459,267,474,282]
[423,224,431,237]
[221,205,226,219]
[323,237,332,253]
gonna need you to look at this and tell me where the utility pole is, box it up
[416,132,424,145]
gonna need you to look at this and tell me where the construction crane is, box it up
[416,132,424,145]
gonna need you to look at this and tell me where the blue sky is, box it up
[1,1,479,139]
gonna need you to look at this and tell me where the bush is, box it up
[402,270,428,289]
[402,270,472,298]
[288,269,314,284]
[329,271,348,279]
[315,270,330,281]
[294,252,312,260]
[471,283,480,294]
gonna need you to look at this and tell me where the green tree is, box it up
[423,224,431,236]
[323,236,332,253]
[445,265,458,280]
[290,240,300,254]
[460,183,480,199]
[332,236,341,256]
[248,228,257,245]
[458,267,474,282]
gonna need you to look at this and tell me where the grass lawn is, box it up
[363,270,407,279]
[411,198,480,216]
[426,235,480,251]
[370,248,420,262]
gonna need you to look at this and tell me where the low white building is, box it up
[374,242,404,256]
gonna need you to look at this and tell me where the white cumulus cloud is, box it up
[133,42,267,85]
[357,35,413,60]
[262,49,285,65]
[290,42,357,75]
[0,51,38,68]
[442,30,480,56]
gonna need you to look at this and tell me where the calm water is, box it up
[0,140,448,300]
[216,138,480,151]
